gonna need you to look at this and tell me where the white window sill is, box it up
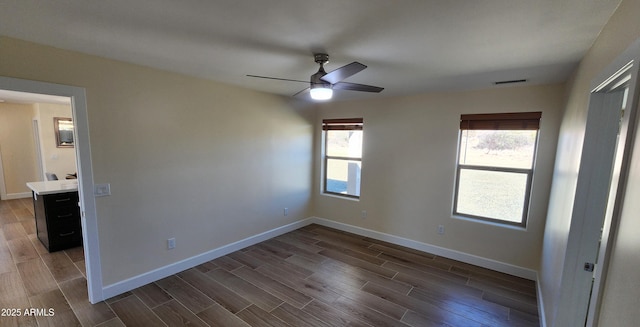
[321,192,360,202]
[451,214,527,231]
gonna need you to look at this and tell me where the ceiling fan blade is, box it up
[292,87,310,97]
[333,82,384,93]
[246,75,310,84]
[320,62,367,84]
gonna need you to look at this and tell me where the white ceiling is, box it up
[0,0,622,102]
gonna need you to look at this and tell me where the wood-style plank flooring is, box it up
[0,198,540,326]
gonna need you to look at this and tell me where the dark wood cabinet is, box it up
[33,191,82,252]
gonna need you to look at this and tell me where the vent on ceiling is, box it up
[494,79,528,85]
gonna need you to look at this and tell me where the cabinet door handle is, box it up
[59,231,75,237]
[57,213,73,218]
[56,198,72,202]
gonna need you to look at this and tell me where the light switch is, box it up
[94,183,111,197]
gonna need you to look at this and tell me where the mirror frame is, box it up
[54,117,74,148]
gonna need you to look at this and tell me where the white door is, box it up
[586,65,639,324]
[554,40,640,326]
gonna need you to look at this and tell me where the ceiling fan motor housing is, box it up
[314,53,329,65]
[311,68,331,87]
[312,53,331,88]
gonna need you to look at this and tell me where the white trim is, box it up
[0,76,102,303]
[537,273,548,327]
[0,145,6,200]
[452,214,528,231]
[309,216,538,280]
[101,218,314,300]
[585,38,640,327]
[3,192,31,200]
[32,118,45,182]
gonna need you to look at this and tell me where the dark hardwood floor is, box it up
[0,198,540,326]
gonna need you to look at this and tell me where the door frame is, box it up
[0,76,103,303]
[0,114,45,199]
[585,39,640,326]
[0,144,6,200]
[554,39,640,326]
[32,118,45,182]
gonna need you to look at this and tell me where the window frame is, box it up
[452,112,542,227]
[322,118,363,199]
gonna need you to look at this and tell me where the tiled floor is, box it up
[1,198,539,326]
[1,198,88,326]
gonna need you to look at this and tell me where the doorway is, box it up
[584,53,640,325]
[554,39,640,326]
[0,76,102,303]
[0,93,76,197]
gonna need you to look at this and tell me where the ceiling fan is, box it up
[247,53,384,101]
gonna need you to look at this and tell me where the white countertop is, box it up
[26,180,78,195]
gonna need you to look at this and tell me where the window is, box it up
[453,112,541,226]
[323,118,363,198]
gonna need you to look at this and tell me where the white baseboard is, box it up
[102,215,538,301]
[3,192,31,200]
[309,216,538,281]
[101,218,314,300]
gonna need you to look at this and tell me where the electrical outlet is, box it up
[284,208,288,216]
[167,238,176,250]
[361,210,367,219]
[437,225,445,235]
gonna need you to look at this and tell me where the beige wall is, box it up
[0,36,314,285]
[2,1,637,317]
[314,84,564,270]
[0,102,39,195]
[540,0,640,325]
[0,32,563,290]
[36,103,76,179]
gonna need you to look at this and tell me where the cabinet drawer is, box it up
[47,206,80,221]
[44,192,78,207]
[49,218,81,244]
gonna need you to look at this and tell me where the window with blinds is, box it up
[453,112,542,226]
[322,118,363,198]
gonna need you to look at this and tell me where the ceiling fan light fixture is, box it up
[310,84,333,100]
[247,53,383,100]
